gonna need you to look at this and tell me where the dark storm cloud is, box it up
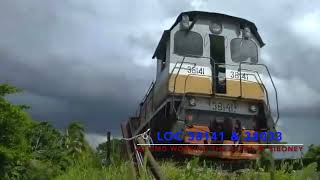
[0,0,319,138]
[0,0,196,134]
[1,50,151,134]
[0,0,173,133]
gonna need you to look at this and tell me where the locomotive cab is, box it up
[153,11,265,99]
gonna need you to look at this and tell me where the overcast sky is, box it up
[0,0,319,147]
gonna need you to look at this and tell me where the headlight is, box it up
[180,14,190,30]
[189,98,196,106]
[249,105,257,112]
[243,27,251,39]
[209,22,222,34]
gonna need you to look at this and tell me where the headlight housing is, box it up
[180,14,190,30]
[249,105,257,112]
[243,27,251,39]
[209,22,222,34]
[189,97,196,106]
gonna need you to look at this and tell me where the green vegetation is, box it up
[159,158,318,180]
[0,83,319,179]
[0,83,97,179]
[305,144,320,159]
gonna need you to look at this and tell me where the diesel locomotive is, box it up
[122,11,279,160]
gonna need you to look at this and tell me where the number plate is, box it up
[187,66,205,75]
[226,69,258,82]
[212,101,238,113]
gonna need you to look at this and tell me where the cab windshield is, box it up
[230,38,258,63]
[174,30,203,56]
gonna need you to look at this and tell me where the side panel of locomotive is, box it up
[153,40,171,109]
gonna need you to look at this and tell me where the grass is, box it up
[54,161,134,180]
[159,159,319,180]
[53,154,134,180]
[54,155,319,180]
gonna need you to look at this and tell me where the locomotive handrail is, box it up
[211,62,272,112]
[172,57,186,97]
[169,58,197,114]
[171,55,268,100]
[169,54,279,127]
[216,61,278,126]
[138,60,197,119]
[137,81,155,118]
[177,73,212,119]
[181,70,271,113]
[182,72,266,101]
[170,55,215,94]
[141,81,155,104]
[170,55,214,117]
[239,62,280,126]
[240,68,271,112]
[212,62,273,116]
[169,60,197,94]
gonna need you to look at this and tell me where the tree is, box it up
[0,83,97,179]
[63,121,88,159]
[0,84,33,178]
[96,138,127,165]
[305,144,320,159]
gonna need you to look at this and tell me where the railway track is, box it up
[121,122,165,180]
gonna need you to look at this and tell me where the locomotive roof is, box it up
[152,11,265,60]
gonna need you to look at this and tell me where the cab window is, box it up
[174,30,203,56]
[230,38,258,63]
